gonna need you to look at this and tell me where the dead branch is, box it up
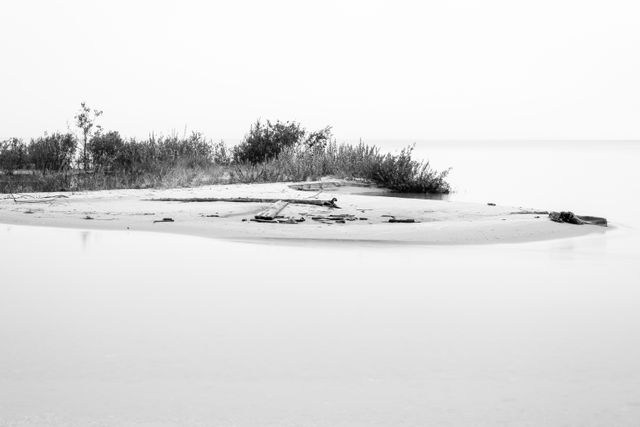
[146,196,340,208]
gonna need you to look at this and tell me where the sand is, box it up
[0,179,606,244]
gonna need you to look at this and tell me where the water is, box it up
[409,140,640,223]
[1,141,639,426]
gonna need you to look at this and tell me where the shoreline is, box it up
[0,181,607,245]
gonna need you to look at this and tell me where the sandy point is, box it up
[0,180,606,245]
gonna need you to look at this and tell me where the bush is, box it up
[370,145,450,193]
[1,117,450,194]
[0,138,28,171]
[233,120,332,164]
[28,133,77,173]
[211,140,232,165]
[232,141,450,193]
[88,131,125,171]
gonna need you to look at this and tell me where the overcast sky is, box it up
[1,0,639,141]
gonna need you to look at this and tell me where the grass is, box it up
[235,142,450,193]
[1,132,450,194]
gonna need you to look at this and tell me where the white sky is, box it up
[1,0,639,141]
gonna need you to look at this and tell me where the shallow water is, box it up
[1,141,639,426]
[410,140,640,224]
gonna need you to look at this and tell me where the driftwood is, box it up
[147,196,339,208]
[381,214,417,223]
[153,217,175,223]
[549,211,607,227]
[6,194,69,204]
[510,210,550,215]
[311,213,364,224]
[250,217,305,224]
[255,200,289,220]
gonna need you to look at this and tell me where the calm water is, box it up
[407,140,640,224]
[1,141,639,426]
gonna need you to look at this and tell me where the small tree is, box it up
[74,102,103,170]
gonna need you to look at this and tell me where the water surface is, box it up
[1,141,639,426]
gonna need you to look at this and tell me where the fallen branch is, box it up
[146,196,339,208]
[389,218,416,223]
[510,210,549,215]
[5,194,69,204]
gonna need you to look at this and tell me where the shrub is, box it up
[28,133,77,173]
[1,117,450,194]
[88,131,125,171]
[232,141,450,193]
[370,145,450,193]
[212,140,232,165]
[233,120,332,164]
[0,138,28,171]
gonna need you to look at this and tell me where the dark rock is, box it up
[549,211,607,227]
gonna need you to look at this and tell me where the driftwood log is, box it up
[388,218,416,223]
[255,200,289,220]
[146,196,339,208]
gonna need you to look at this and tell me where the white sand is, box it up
[0,180,605,244]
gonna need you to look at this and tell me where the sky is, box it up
[1,0,639,141]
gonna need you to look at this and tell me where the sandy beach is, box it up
[0,180,606,245]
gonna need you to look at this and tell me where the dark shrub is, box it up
[0,138,29,171]
[233,120,332,164]
[28,133,77,173]
[370,145,450,193]
[88,131,125,171]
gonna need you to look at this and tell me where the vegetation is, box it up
[1,107,450,194]
[74,102,103,170]
[233,120,332,164]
